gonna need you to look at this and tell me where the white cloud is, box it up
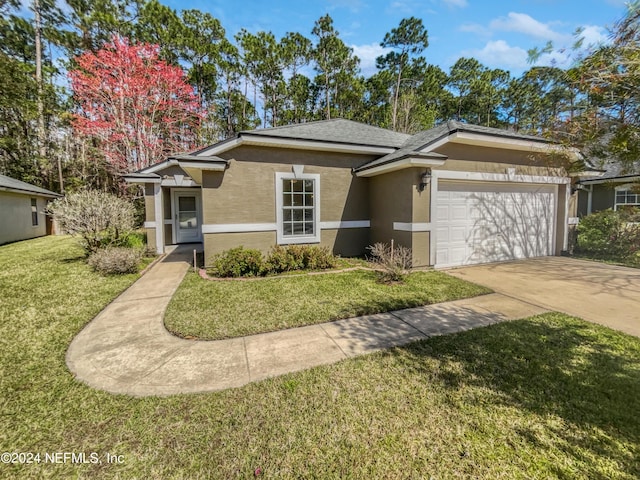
[351,43,392,76]
[463,40,531,71]
[459,23,490,36]
[442,0,468,7]
[490,12,567,42]
[578,25,609,47]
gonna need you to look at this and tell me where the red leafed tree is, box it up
[69,36,205,173]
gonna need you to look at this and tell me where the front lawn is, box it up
[1,236,639,479]
[164,269,491,340]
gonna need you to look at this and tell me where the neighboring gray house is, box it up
[0,174,61,245]
[576,161,640,216]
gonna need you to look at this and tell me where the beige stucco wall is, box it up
[200,146,374,260]
[0,192,48,245]
[369,168,431,267]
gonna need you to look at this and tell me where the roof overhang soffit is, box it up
[355,155,447,177]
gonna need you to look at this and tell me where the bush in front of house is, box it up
[88,247,143,275]
[48,190,136,254]
[576,209,640,262]
[209,246,264,277]
[264,245,337,273]
[208,245,338,277]
[368,242,413,283]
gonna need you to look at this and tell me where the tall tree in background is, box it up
[377,17,429,131]
[69,36,204,175]
[311,14,359,120]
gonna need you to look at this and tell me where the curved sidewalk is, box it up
[66,248,547,397]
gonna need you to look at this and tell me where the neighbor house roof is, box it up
[578,160,640,184]
[0,174,61,198]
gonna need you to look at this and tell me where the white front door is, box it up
[174,192,201,243]
[435,181,556,268]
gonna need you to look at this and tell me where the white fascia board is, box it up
[580,175,640,185]
[433,169,570,185]
[242,134,395,155]
[195,137,242,156]
[355,157,447,177]
[448,131,552,152]
[178,160,227,171]
[570,170,606,178]
[143,159,178,174]
[123,176,161,184]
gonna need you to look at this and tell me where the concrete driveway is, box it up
[446,256,640,337]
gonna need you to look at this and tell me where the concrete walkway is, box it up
[66,247,547,397]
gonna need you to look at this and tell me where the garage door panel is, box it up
[435,181,556,268]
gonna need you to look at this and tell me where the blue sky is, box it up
[167,0,629,77]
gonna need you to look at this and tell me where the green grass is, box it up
[164,269,491,340]
[1,236,639,478]
[572,252,640,269]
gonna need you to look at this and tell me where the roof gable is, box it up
[0,174,61,197]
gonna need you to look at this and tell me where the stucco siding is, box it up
[204,231,277,262]
[592,185,615,212]
[200,146,373,260]
[145,228,157,253]
[434,144,552,168]
[434,158,564,177]
[144,184,156,222]
[0,192,48,244]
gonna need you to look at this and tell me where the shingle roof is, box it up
[240,119,411,149]
[0,174,61,197]
[355,120,555,172]
[584,160,640,181]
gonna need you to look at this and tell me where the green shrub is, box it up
[209,247,264,277]
[576,209,640,262]
[88,247,143,275]
[263,245,299,273]
[264,245,337,274]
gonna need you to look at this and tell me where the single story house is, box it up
[0,174,61,245]
[576,161,640,216]
[125,119,581,269]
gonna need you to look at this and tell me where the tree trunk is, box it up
[392,65,402,131]
[34,0,51,186]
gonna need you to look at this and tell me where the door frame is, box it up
[170,188,203,244]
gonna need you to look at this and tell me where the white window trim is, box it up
[275,172,321,245]
[614,184,640,211]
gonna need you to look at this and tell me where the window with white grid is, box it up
[615,189,640,209]
[275,172,320,244]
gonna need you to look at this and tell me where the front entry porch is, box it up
[141,181,203,255]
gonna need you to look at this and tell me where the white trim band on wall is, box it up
[143,221,157,228]
[393,222,432,232]
[202,223,277,234]
[202,220,372,234]
[319,220,370,229]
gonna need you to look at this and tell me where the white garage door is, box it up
[435,181,556,268]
